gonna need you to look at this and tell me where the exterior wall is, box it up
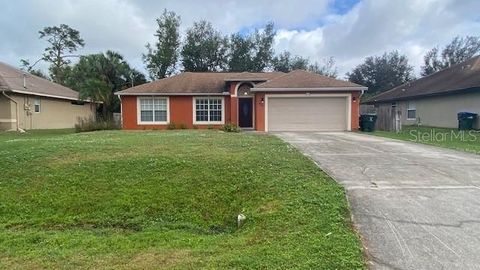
[351,91,360,130]
[121,95,231,129]
[254,91,361,132]
[401,92,480,128]
[229,82,239,126]
[121,90,361,132]
[255,92,266,131]
[0,94,14,130]
[373,91,480,130]
[5,93,95,130]
[398,92,480,129]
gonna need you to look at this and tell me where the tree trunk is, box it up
[102,104,108,120]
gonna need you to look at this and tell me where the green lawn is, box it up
[0,130,364,269]
[369,126,480,154]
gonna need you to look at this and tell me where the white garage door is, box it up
[267,96,349,131]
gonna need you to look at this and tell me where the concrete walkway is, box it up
[275,132,480,270]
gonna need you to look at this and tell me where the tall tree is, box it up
[39,24,85,84]
[19,59,48,79]
[181,21,228,71]
[347,51,414,97]
[227,22,276,72]
[272,52,337,78]
[227,33,255,71]
[143,10,181,80]
[251,22,276,71]
[309,57,338,78]
[421,36,480,76]
[68,51,146,119]
[272,51,309,72]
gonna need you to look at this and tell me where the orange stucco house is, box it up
[115,70,367,132]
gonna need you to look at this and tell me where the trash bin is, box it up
[457,112,478,130]
[360,114,377,132]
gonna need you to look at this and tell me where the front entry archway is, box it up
[236,83,254,128]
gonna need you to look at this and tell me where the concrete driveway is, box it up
[275,132,480,270]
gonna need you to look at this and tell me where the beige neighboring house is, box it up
[364,56,480,131]
[0,62,96,131]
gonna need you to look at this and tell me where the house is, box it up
[0,62,96,131]
[115,70,367,132]
[364,56,480,131]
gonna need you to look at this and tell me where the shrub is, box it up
[222,123,240,133]
[75,117,120,133]
[167,122,176,130]
[179,123,187,129]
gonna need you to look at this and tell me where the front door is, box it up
[238,98,253,128]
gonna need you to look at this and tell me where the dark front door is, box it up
[238,98,253,128]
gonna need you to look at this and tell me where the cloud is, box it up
[1,0,480,78]
[274,0,480,77]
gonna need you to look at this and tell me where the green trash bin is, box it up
[458,112,478,130]
[360,114,377,132]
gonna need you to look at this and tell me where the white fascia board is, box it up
[251,87,367,92]
[10,89,97,103]
[115,92,230,96]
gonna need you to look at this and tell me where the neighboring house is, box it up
[0,62,96,131]
[364,56,480,131]
[115,70,367,132]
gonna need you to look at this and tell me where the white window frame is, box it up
[193,97,225,125]
[137,97,170,125]
[407,101,416,120]
[34,97,41,113]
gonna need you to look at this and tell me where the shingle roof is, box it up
[224,72,284,81]
[116,72,284,95]
[365,56,480,104]
[0,61,82,101]
[253,70,366,89]
[116,70,366,95]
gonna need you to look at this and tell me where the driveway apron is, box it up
[275,132,480,270]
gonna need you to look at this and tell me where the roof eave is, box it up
[251,87,368,92]
[9,89,97,103]
[363,87,480,104]
[224,78,269,82]
[115,92,230,96]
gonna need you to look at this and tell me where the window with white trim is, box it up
[138,97,168,123]
[407,101,416,120]
[194,97,223,123]
[34,98,41,113]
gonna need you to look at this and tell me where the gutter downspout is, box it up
[359,89,365,100]
[2,91,22,132]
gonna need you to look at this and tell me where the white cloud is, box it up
[274,0,480,77]
[1,0,480,78]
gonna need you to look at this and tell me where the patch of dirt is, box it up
[257,200,281,214]
[109,250,194,270]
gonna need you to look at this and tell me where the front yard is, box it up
[0,130,364,269]
[370,126,480,154]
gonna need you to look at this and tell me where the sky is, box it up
[1,0,480,79]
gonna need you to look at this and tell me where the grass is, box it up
[369,126,480,154]
[0,130,364,269]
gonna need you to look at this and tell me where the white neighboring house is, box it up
[0,62,96,131]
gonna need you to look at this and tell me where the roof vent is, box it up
[23,73,27,89]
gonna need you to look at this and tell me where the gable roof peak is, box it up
[0,61,82,101]
[254,69,366,89]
